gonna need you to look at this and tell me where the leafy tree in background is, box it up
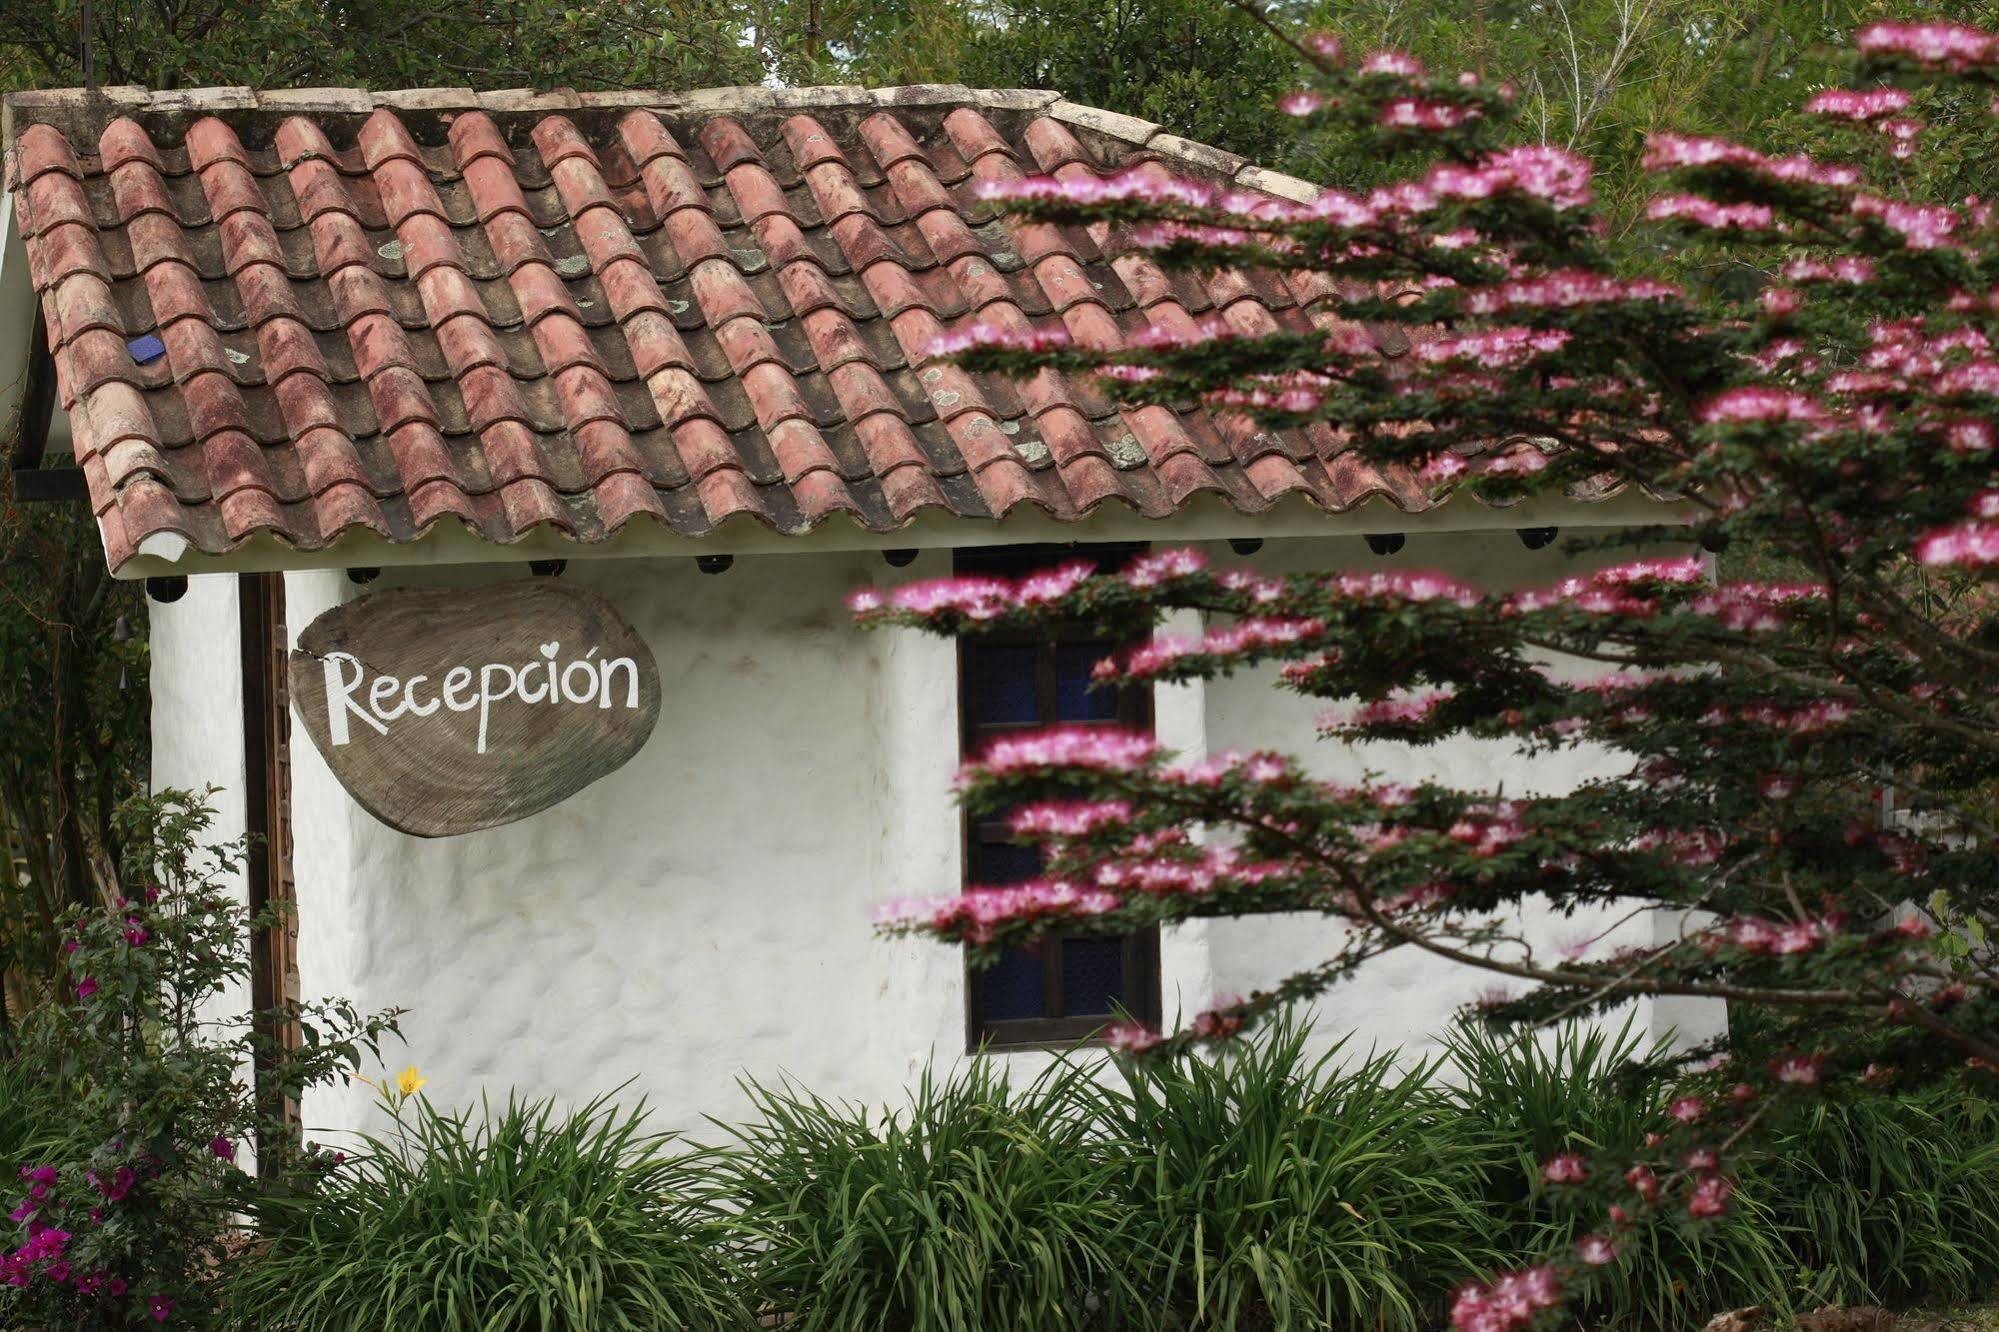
[859,15,1999,1327]
[924,0,1303,165]
[762,0,1303,163]
[0,496,144,1019]
[1263,0,1999,225]
[0,0,761,93]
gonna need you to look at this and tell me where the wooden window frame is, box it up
[956,546,1161,1052]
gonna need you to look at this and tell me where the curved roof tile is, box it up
[4,83,1619,571]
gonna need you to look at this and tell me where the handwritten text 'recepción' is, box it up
[319,642,645,754]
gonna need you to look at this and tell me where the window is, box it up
[958,545,1161,1050]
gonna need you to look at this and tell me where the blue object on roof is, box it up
[126,334,166,365]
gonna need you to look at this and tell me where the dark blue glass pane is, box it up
[1055,642,1120,721]
[971,838,1041,885]
[1060,936,1127,1016]
[967,645,1038,723]
[981,947,1045,1021]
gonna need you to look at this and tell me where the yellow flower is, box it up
[395,1066,428,1099]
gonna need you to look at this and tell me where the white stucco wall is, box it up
[147,575,259,1151]
[145,529,1720,1142]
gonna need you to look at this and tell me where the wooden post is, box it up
[240,573,301,1141]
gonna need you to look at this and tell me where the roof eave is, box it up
[113,489,1689,579]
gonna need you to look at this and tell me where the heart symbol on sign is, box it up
[539,641,560,658]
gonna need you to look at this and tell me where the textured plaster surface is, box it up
[148,575,257,1153]
[147,532,1720,1140]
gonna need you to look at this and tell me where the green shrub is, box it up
[713,1057,1131,1332]
[1094,1020,1500,1331]
[228,1090,752,1332]
[2,792,398,1331]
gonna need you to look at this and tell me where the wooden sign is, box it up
[288,581,661,837]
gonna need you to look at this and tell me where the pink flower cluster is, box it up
[849,575,1010,619]
[1116,617,1327,680]
[1915,520,1999,567]
[1642,134,1861,189]
[1806,86,1914,120]
[2,1224,69,1289]
[1724,914,1842,955]
[1207,370,1335,415]
[1505,560,1699,619]
[1450,1266,1563,1332]
[1944,420,1995,453]
[1716,700,1857,733]
[1772,1053,1825,1085]
[1278,90,1325,117]
[1854,20,1998,70]
[1333,569,1484,607]
[1379,98,1483,131]
[1782,255,1875,284]
[1697,386,1827,425]
[851,559,1105,622]
[925,321,1072,359]
[1646,194,1776,230]
[1432,145,1595,210]
[1415,327,1571,368]
[1688,1175,1735,1219]
[1576,1234,1622,1266]
[1162,750,1293,789]
[965,726,1159,779]
[1192,999,1247,1040]
[977,166,1216,210]
[1464,269,1681,315]
[1851,194,1962,250]
[1306,146,1594,230]
[1020,561,1098,604]
[1358,49,1424,77]
[1688,581,1826,632]
[1093,845,1292,897]
[1880,117,1926,159]
[1330,690,1454,729]
[1104,1021,1163,1053]
[1125,547,1208,587]
[1448,801,1530,857]
[881,880,1122,944]
[1633,826,1728,868]
[1542,1153,1589,1185]
[1008,800,1133,839]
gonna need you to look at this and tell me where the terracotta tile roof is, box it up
[3,84,1609,573]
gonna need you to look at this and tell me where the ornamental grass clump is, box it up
[1444,1019,1787,1329]
[1754,1086,1999,1309]
[713,1057,1132,1332]
[1091,1020,1500,1331]
[226,1088,753,1332]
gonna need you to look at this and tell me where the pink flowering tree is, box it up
[854,19,1999,1329]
